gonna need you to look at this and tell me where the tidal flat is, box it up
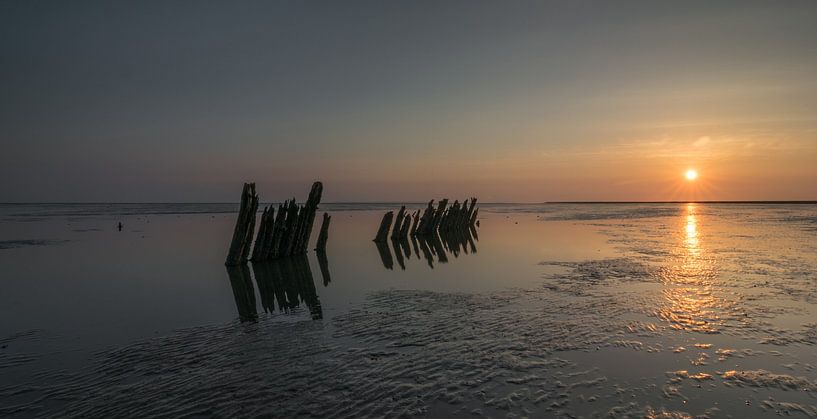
[2,203,817,417]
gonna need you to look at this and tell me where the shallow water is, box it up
[2,203,817,417]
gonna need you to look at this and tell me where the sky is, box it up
[2,1,816,202]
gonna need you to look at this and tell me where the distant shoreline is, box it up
[2,201,817,205]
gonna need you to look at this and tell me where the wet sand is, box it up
[2,203,817,417]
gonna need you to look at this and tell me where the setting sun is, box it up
[685,169,699,181]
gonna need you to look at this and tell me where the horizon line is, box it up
[2,200,817,205]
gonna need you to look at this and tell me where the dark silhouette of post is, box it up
[226,264,258,322]
[375,240,395,270]
[373,211,394,243]
[315,212,331,252]
[316,249,332,286]
[251,255,324,320]
[225,183,259,266]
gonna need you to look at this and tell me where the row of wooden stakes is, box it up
[373,197,479,242]
[225,182,331,267]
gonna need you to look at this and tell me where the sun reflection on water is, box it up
[656,203,730,334]
[685,204,699,256]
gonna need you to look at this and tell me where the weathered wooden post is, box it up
[399,211,412,238]
[391,205,406,239]
[315,212,331,251]
[257,206,276,260]
[279,199,301,256]
[374,211,394,243]
[409,210,420,237]
[240,195,259,263]
[225,183,259,266]
[415,201,434,235]
[293,182,323,254]
[250,208,267,261]
[266,201,288,259]
[429,199,449,233]
[464,198,477,228]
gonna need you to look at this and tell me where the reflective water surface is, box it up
[2,203,817,417]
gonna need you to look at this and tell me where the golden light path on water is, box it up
[658,203,726,334]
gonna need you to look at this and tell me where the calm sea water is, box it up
[2,203,817,417]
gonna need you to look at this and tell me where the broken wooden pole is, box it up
[239,193,259,263]
[315,212,331,252]
[464,197,477,228]
[251,206,272,262]
[442,200,460,232]
[399,211,412,238]
[409,210,420,237]
[373,211,394,242]
[469,207,479,227]
[258,206,276,259]
[293,182,323,254]
[278,198,301,257]
[391,205,406,239]
[267,201,289,259]
[428,199,448,233]
[415,201,434,235]
[225,183,259,266]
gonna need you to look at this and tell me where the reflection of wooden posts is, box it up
[375,240,394,270]
[251,261,275,313]
[226,265,258,321]
[316,249,331,286]
[315,212,331,251]
[225,183,259,266]
[373,211,394,243]
[252,256,323,319]
[427,233,448,263]
[417,236,434,268]
[392,239,406,270]
[410,234,420,258]
[397,236,411,259]
[292,255,323,320]
[466,227,477,253]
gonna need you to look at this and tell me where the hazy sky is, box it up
[2,1,816,202]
